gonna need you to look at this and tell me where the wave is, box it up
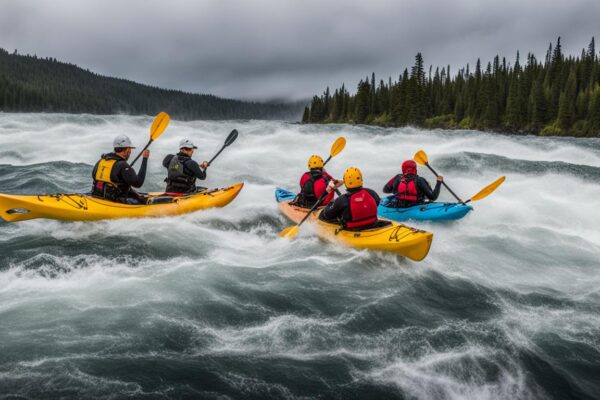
[1,114,599,399]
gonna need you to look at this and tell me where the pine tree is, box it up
[302,106,310,123]
[354,80,371,123]
[407,53,426,123]
[530,74,547,131]
[557,68,577,131]
[587,85,600,134]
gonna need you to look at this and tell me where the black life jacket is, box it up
[165,154,197,193]
[299,170,330,206]
[91,153,130,201]
[345,189,378,229]
[392,174,419,207]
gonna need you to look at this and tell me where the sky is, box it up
[1,0,599,101]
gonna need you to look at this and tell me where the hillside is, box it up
[0,48,304,120]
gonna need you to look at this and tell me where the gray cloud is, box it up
[1,0,599,101]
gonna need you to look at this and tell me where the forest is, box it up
[303,37,600,137]
[0,48,302,120]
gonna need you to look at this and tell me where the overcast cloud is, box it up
[1,0,599,101]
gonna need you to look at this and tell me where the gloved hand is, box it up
[326,180,337,193]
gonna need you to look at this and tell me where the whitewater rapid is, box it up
[0,113,599,399]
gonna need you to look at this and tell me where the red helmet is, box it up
[402,160,417,175]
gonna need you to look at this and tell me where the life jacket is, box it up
[393,174,419,204]
[165,154,196,193]
[91,154,129,201]
[299,171,331,206]
[345,189,378,229]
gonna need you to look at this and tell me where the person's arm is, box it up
[185,159,207,180]
[162,154,173,169]
[417,177,441,201]
[120,158,147,188]
[382,176,397,193]
[319,195,348,222]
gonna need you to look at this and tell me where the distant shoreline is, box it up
[302,37,600,139]
[0,48,305,121]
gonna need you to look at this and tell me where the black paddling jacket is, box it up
[91,153,147,201]
[162,153,207,193]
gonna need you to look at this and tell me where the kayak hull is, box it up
[378,196,473,222]
[0,183,244,222]
[275,188,432,261]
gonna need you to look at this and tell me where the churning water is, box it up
[0,113,599,399]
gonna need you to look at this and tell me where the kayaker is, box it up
[91,135,149,204]
[319,167,381,230]
[383,160,443,207]
[294,155,336,207]
[162,139,209,194]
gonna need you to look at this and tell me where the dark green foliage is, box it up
[0,48,301,120]
[302,106,310,122]
[354,79,371,124]
[303,37,600,137]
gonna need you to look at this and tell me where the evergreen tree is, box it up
[587,85,600,134]
[302,106,310,123]
[354,79,371,123]
[407,53,426,123]
[529,73,547,130]
[557,68,577,130]
[302,37,600,137]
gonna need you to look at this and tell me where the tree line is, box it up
[303,37,600,137]
[0,48,302,120]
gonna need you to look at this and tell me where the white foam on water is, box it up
[1,113,599,397]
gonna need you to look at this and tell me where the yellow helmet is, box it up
[308,155,324,169]
[343,167,363,189]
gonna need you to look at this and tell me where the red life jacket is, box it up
[346,189,378,229]
[300,171,333,206]
[394,175,418,202]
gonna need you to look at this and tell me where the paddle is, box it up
[279,136,346,239]
[131,112,171,167]
[203,129,239,170]
[324,137,346,195]
[464,176,506,204]
[413,150,465,204]
[324,137,346,166]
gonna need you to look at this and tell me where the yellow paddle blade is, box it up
[413,150,428,166]
[469,176,506,202]
[279,225,299,239]
[150,112,171,140]
[330,137,346,157]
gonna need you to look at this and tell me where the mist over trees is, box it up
[0,49,303,120]
[303,37,600,137]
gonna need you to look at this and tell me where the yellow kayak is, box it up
[0,183,244,222]
[275,188,432,261]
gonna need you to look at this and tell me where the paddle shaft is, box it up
[297,190,330,227]
[130,139,152,167]
[423,162,465,204]
[206,145,227,168]
[203,137,236,171]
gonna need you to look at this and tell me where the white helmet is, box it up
[179,138,198,149]
[113,134,135,148]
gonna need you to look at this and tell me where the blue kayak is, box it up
[378,196,473,222]
[275,188,297,202]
